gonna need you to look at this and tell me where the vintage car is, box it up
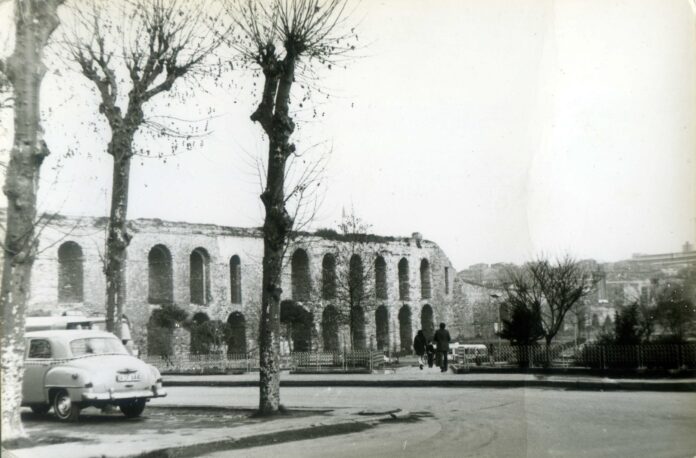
[22,329,166,421]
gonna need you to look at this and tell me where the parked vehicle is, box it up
[26,312,139,356]
[22,329,166,421]
[454,344,489,366]
[25,313,103,332]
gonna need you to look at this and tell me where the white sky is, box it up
[1,0,695,270]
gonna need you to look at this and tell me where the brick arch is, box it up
[281,300,313,352]
[375,305,389,350]
[322,253,337,300]
[420,304,434,340]
[291,249,311,301]
[190,247,211,305]
[148,244,173,304]
[351,304,366,350]
[398,258,410,300]
[227,311,247,354]
[230,255,242,304]
[322,305,340,352]
[189,312,213,355]
[58,241,84,303]
[398,304,412,352]
[375,255,387,300]
[420,258,431,299]
[192,312,209,325]
[349,254,364,303]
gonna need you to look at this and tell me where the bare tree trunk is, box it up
[0,0,63,443]
[258,137,293,413]
[104,140,133,338]
[544,336,553,368]
[258,237,283,413]
[257,57,296,414]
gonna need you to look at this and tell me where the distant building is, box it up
[453,244,696,342]
[453,263,507,340]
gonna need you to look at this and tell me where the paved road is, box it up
[153,386,696,457]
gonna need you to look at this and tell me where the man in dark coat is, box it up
[413,330,427,370]
[432,322,451,372]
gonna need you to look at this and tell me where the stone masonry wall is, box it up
[26,214,457,354]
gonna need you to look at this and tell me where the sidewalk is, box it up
[163,365,696,392]
[4,367,693,458]
[4,406,411,458]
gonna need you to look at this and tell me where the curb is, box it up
[127,408,412,458]
[162,379,696,392]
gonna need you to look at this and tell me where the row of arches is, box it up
[147,310,248,356]
[56,242,435,306]
[292,249,433,303]
[287,302,436,352]
[149,245,242,306]
[56,241,243,305]
[145,303,437,355]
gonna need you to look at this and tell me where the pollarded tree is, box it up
[61,0,226,336]
[226,0,356,414]
[0,0,66,443]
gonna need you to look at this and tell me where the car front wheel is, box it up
[53,389,80,422]
[119,399,146,418]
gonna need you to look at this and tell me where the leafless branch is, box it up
[502,254,595,345]
[59,0,229,149]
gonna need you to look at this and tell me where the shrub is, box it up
[190,320,228,355]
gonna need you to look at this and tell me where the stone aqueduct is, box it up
[28,215,457,354]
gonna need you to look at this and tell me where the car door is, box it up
[23,338,54,403]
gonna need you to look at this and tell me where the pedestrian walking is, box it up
[426,340,436,368]
[413,330,427,370]
[432,322,451,372]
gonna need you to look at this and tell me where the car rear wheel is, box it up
[119,399,146,418]
[30,405,51,415]
[53,390,80,422]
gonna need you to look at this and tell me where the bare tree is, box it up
[502,255,595,347]
[227,0,355,414]
[0,0,65,443]
[60,0,225,336]
[330,212,376,350]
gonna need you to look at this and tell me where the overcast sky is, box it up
[1,0,695,270]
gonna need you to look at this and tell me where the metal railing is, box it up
[142,343,696,373]
[455,342,696,370]
[142,349,391,374]
[575,344,696,370]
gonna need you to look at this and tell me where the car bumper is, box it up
[82,388,167,401]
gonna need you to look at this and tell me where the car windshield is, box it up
[70,337,128,356]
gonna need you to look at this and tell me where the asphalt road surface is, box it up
[152,386,696,457]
